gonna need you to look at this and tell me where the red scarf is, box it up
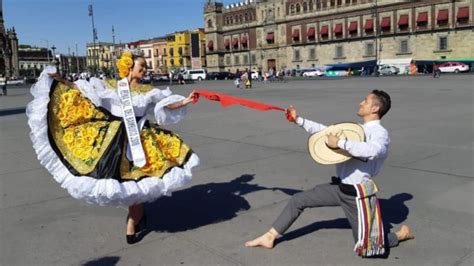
[192,89,296,122]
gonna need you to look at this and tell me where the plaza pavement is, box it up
[0,75,473,266]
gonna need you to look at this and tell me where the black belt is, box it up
[331,176,357,197]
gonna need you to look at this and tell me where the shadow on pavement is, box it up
[0,107,25,116]
[82,256,120,266]
[145,174,299,233]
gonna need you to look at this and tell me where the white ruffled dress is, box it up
[27,66,200,206]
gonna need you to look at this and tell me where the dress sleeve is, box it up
[73,78,103,106]
[152,87,187,126]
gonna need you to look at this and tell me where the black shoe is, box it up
[126,214,147,245]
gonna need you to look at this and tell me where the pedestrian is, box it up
[169,71,173,86]
[245,69,252,89]
[235,69,241,89]
[26,50,200,245]
[2,77,8,96]
[433,64,440,78]
[245,90,414,257]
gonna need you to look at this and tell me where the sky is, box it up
[3,0,236,56]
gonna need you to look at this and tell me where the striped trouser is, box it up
[272,182,399,248]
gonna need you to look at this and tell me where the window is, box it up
[293,49,301,61]
[226,56,231,65]
[243,55,248,64]
[170,59,174,66]
[438,36,448,50]
[290,4,295,14]
[207,19,213,28]
[308,48,316,59]
[169,48,174,56]
[330,0,335,7]
[337,0,342,5]
[400,40,409,53]
[309,0,313,10]
[316,0,321,9]
[365,42,374,56]
[335,45,344,58]
[303,2,308,12]
[251,54,256,64]
[234,55,240,65]
[296,3,301,13]
[416,12,428,28]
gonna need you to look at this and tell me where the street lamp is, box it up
[372,0,379,76]
[41,39,50,63]
[89,2,98,74]
[75,42,80,73]
[247,20,252,86]
[51,45,57,59]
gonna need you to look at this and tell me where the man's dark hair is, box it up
[371,90,391,118]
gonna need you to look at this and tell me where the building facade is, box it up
[152,38,168,73]
[1,0,19,78]
[165,29,207,70]
[204,0,473,72]
[18,46,52,76]
[87,42,125,74]
[131,37,167,73]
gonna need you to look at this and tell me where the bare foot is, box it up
[245,231,277,249]
[396,225,415,242]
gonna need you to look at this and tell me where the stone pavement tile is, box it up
[81,234,243,266]
[375,166,473,230]
[191,139,290,172]
[0,149,41,175]
[456,251,474,266]
[0,168,68,209]
[427,181,474,215]
[0,198,131,266]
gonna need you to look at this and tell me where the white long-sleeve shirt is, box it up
[296,117,390,185]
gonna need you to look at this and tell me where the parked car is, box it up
[183,69,207,80]
[0,77,25,86]
[302,69,325,77]
[438,62,469,73]
[207,71,235,80]
[378,65,399,75]
[152,73,169,81]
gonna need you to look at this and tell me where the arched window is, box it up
[245,13,249,22]
[290,4,295,14]
[239,14,243,23]
[296,3,301,13]
[303,2,308,12]
[309,0,313,10]
[207,19,213,28]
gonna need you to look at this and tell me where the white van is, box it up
[183,69,206,80]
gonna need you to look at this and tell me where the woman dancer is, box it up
[27,50,199,244]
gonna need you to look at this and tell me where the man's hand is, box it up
[286,105,298,123]
[326,132,340,149]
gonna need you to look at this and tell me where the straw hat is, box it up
[308,122,365,165]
